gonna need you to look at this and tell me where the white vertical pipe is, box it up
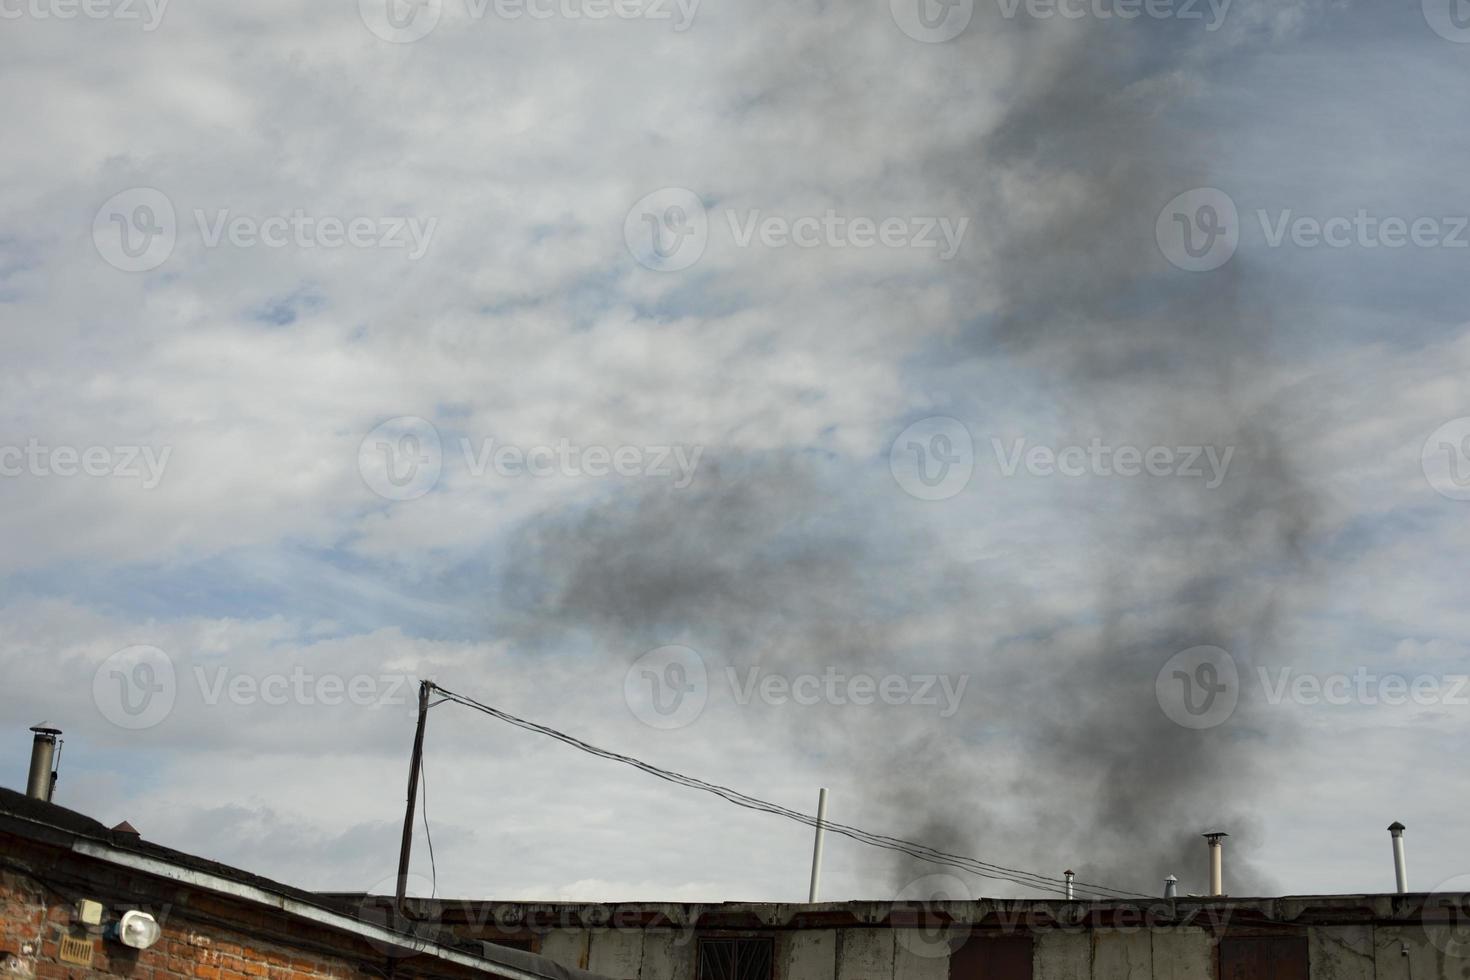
[1204,833,1227,896]
[1063,870,1075,900]
[1389,822,1408,894]
[808,788,828,902]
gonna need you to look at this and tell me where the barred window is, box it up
[697,938,775,980]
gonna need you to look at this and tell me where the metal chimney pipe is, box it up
[807,788,828,903]
[1203,832,1228,897]
[25,724,62,802]
[1164,875,1178,900]
[1063,870,1075,900]
[1388,822,1408,894]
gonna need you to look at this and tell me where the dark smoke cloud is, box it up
[503,454,914,657]
[501,7,1325,900]
[916,13,1319,897]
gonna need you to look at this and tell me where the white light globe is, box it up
[115,910,162,950]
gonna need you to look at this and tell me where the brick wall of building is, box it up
[1,865,360,980]
[0,830,504,980]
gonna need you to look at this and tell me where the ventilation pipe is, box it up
[1164,875,1178,899]
[1388,822,1408,894]
[25,724,62,802]
[807,788,828,903]
[1063,870,1075,900]
[1203,832,1228,896]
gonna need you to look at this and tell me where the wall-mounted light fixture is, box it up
[104,911,161,950]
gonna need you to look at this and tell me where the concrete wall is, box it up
[1148,930,1211,980]
[537,923,1468,980]
[780,930,836,980]
[1371,924,1468,980]
[1307,925,1374,980]
[1034,932,1089,980]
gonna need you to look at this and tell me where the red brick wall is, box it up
[1,866,360,980]
[2,869,47,972]
[0,833,497,980]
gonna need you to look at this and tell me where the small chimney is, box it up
[1063,869,1075,900]
[1203,832,1228,897]
[25,724,62,803]
[1388,822,1408,894]
[1164,874,1178,899]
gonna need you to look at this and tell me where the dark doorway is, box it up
[948,935,1034,980]
[1219,935,1310,980]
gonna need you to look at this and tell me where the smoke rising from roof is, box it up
[502,8,1325,899]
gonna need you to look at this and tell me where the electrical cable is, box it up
[427,683,1156,902]
[421,751,438,901]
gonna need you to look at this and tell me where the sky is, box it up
[2,0,1470,908]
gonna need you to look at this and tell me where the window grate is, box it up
[697,938,774,980]
[58,935,94,968]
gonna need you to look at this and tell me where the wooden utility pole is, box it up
[395,680,433,913]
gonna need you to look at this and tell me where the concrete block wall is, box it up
[588,929,645,979]
[540,930,593,972]
[1146,931,1210,980]
[1034,932,1089,980]
[1307,925,1374,980]
[1372,925,1468,980]
[889,932,947,980]
[834,928,893,980]
[542,929,699,980]
[544,923,1469,980]
[779,930,835,980]
[641,929,693,980]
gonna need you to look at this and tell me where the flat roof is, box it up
[341,894,1468,932]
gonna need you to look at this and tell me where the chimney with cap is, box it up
[25,723,62,802]
[1388,822,1408,894]
[1203,832,1228,896]
[1164,875,1178,899]
[1063,870,1075,900]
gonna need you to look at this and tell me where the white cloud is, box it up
[2,0,1468,906]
